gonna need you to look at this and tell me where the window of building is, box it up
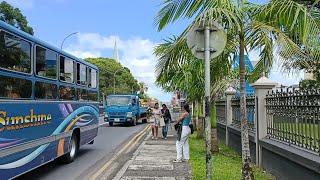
[36,46,57,79]
[60,56,74,83]
[77,88,87,101]
[91,69,97,88]
[0,75,32,99]
[35,82,58,100]
[0,31,31,73]
[59,86,76,100]
[88,91,98,101]
[77,63,86,85]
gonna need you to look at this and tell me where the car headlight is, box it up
[126,112,133,118]
[105,113,108,118]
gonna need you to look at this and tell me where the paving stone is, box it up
[128,164,174,171]
[121,177,176,180]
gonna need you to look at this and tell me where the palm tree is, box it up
[154,0,320,179]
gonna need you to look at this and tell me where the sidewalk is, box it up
[113,124,192,180]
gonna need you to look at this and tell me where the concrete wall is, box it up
[217,124,320,179]
[217,122,226,144]
[226,126,256,163]
[260,139,320,180]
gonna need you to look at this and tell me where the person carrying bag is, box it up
[161,104,171,139]
[173,104,191,163]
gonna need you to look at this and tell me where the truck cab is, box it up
[104,95,147,126]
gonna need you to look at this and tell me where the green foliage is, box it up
[299,79,320,89]
[85,57,140,97]
[0,1,34,35]
[189,134,274,180]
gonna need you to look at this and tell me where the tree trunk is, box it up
[211,128,219,152]
[239,33,253,180]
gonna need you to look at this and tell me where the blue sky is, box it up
[4,0,303,101]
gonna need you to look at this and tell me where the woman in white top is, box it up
[152,103,161,140]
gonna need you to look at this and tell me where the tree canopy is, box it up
[154,0,320,179]
[86,57,140,97]
[0,1,34,35]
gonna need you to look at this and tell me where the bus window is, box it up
[77,63,86,85]
[77,88,87,101]
[60,56,74,83]
[0,31,31,73]
[87,67,91,87]
[35,82,58,100]
[36,46,57,79]
[59,86,76,100]
[91,69,97,88]
[0,75,32,99]
[88,91,98,101]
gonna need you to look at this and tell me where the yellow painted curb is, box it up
[90,124,150,180]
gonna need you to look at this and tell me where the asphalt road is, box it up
[17,117,148,180]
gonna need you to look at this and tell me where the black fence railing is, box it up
[231,96,256,133]
[266,88,320,155]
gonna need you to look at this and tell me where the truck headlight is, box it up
[126,112,133,118]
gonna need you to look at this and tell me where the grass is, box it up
[189,133,274,180]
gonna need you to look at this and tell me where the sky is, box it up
[3,0,303,101]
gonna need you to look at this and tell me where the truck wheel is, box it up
[132,118,137,126]
[62,133,79,164]
[142,119,147,123]
[109,122,114,126]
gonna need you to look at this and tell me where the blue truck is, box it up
[104,94,148,126]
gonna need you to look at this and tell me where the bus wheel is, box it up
[109,122,114,126]
[62,133,79,164]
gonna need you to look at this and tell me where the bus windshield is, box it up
[107,96,131,106]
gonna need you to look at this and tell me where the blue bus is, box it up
[0,21,100,179]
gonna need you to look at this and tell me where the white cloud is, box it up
[248,50,304,86]
[65,50,101,59]
[66,33,172,102]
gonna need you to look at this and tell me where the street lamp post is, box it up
[113,67,125,94]
[61,32,79,50]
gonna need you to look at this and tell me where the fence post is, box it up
[225,87,236,146]
[251,76,277,166]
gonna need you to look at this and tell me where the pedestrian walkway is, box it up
[113,124,191,180]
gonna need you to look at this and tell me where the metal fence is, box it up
[231,95,256,132]
[266,88,320,154]
[216,99,226,124]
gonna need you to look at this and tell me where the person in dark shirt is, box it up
[161,104,171,139]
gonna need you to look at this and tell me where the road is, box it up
[17,117,148,180]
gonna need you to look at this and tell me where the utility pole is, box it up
[204,25,212,180]
[187,20,226,180]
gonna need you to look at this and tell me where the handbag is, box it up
[189,123,194,134]
[174,123,182,141]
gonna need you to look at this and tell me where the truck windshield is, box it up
[107,96,131,106]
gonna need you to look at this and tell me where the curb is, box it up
[90,124,150,180]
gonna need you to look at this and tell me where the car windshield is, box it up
[107,96,131,106]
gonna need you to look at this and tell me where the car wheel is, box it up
[109,122,114,126]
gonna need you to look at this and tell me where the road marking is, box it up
[90,124,150,180]
[125,126,150,154]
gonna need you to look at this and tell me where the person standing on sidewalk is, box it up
[173,104,191,162]
[152,103,161,140]
[161,104,171,139]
